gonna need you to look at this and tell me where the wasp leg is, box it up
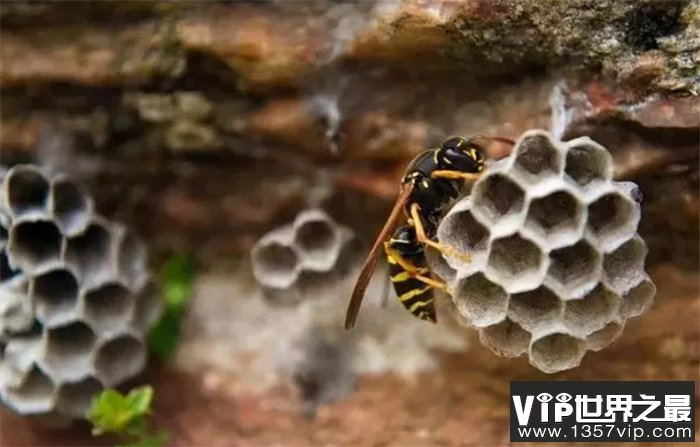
[383,243,448,291]
[414,274,447,291]
[431,170,481,181]
[410,203,471,263]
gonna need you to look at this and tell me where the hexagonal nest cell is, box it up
[83,283,133,332]
[4,166,50,217]
[472,174,525,226]
[293,212,340,271]
[512,133,562,180]
[437,207,490,259]
[453,273,509,328]
[487,234,544,291]
[131,282,163,333]
[525,190,583,247]
[0,290,34,336]
[50,178,90,237]
[508,286,562,332]
[479,319,531,358]
[620,278,656,319]
[530,332,586,373]
[64,222,113,287]
[9,220,62,273]
[563,285,619,335]
[603,237,647,294]
[431,130,654,373]
[94,335,145,387]
[252,240,299,289]
[42,322,96,382]
[115,230,148,291]
[31,269,80,326]
[251,209,355,305]
[587,192,637,250]
[0,164,159,419]
[564,141,612,191]
[586,322,624,352]
[546,240,600,298]
[55,377,103,418]
[3,367,55,415]
[3,335,42,377]
[528,191,579,230]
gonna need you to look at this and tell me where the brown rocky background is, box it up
[1,1,698,446]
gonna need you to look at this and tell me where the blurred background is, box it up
[0,1,698,445]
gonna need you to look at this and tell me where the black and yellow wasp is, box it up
[344,136,514,329]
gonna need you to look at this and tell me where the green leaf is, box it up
[148,254,195,359]
[88,389,138,435]
[126,386,154,417]
[161,254,195,312]
[88,387,155,437]
[148,311,181,360]
[88,387,167,447]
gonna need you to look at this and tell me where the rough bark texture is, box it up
[0,1,698,445]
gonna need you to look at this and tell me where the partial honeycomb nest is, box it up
[432,130,655,373]
[0,165,161,420]
[251,209,356,305]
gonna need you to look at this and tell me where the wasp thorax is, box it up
[438,137,484,173]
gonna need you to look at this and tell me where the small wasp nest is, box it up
[0,165,161,419]
[433,130,655,373]
[252,209,356,305]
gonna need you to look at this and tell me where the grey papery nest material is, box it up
[431,130,655,373]
[251,209,356,305]
[0,165,161,419]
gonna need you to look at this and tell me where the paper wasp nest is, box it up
[433,130,655,373]
[252,209,356,305]
[0,165,161,419]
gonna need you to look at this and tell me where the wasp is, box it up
[344,136,514,329]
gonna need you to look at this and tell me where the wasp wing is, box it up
[344,183,414,329]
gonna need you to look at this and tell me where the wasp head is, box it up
[437,136,484,173]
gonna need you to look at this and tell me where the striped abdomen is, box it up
[387,254,436,323]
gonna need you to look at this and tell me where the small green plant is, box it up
[87,386,168,447]
[149,254,196,359]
